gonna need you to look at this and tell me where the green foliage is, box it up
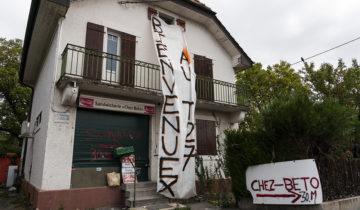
[0,135,21,154]
[217,192,235,208]
[262,93,359,159]
[224,129,271,197]
[0,38,31,154]
[237,61,308,112]
[229,59,360,199]
[226,89,360,198]
[302,59,360,111]
[58,204,65,210]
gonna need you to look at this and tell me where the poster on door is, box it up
[151,15,197,199]
[246,159,323,205]
[121,155,135,184]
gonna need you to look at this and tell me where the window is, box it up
[194,55,214,101]
[106,34,119,71]
[159,13,174,25]
[196,119,216,155]
[84,22,136,86]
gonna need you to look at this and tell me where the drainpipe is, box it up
[20,88,34,178]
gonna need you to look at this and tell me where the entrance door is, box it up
[72,109,149,185]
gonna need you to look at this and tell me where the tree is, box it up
[236,61,309,130]
[226,60,360,199]
[236,61,308,112]
[0,38,31,154]
[302,59,360,111]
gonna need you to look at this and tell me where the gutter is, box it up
[18,0,40,177]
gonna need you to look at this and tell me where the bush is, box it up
[224,129,270,197]
[224,93,360,199]
[262,94,359,159]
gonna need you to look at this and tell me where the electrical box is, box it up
[61,83,79,106]
[20,121,31,138]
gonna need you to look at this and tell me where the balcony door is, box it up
[104,33,120,83]
[84,22,136,86]
[104,32,136,87]
[194,55,214,101]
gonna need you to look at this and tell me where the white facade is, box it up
[22,0,251,191]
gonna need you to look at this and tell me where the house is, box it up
[19,0,253,209]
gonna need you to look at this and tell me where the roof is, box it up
[189,0,212,11]
[20,0,70,85]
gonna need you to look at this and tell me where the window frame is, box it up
[159,12,175,25]
[102,29,122,83]
[105,31,121,71]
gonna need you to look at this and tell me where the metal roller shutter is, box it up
[72,108,149,182]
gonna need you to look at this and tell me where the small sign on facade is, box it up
[121,155,135,184]
[54,112,70,123]
[246,159,323,205]
[79,95,155,115]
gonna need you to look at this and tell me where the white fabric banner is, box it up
[151,15,197,199]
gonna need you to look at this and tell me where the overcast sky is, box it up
[1,0,359,69]
[201,0,360,69]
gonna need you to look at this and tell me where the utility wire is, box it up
[118,0,172,4]
[291,35,360,65]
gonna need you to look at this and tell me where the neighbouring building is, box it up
[19,0,253,209]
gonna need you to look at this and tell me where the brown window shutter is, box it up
[84,22,104,80]
[120,32,136,87]
[194,55,214,101]
[204,57,213,78]
[194,55,202,76]
[176,19,186,31]
[206,120,216,155]
[194,55,213,78]
[148,7,158,20]
[196,119,216,155]
[196,119,205,155]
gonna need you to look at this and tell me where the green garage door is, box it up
[73,108,149,182]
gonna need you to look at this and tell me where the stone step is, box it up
[124,181,169,207]
[124,181,157,190]
[127,187,158,198]
[129,195,169,207]
[129,203,188,210]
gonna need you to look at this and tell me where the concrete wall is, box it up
[24,18,78,190]
[195,110,235,179]
[24,23,60,189]
[39,17,78,190]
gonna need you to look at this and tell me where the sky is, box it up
[0,0,359,69]
[201,0,360,69]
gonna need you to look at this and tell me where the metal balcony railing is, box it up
[60,44,248,106]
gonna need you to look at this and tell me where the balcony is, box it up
[58,44,249,110]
